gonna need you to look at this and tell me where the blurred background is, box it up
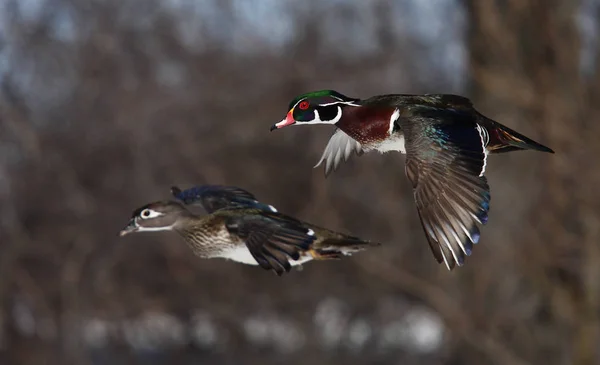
[0,0,599,364]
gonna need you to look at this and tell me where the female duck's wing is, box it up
[225,211,316,276]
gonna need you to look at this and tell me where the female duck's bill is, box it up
[119,218,138,236]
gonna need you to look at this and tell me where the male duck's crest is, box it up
[286,89,359,110]
[271,90,361,130]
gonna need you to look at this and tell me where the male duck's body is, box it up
[271,90,554,270]
[120,185,379,275]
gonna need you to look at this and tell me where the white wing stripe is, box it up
[476,124,489,177]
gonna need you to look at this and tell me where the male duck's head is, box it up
[119,201,188,236]
[270,90,360,131]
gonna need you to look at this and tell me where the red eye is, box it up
[298,101,310,110]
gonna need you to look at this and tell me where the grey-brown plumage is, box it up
[120,185,379,276]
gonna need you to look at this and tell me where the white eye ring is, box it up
[140,209,162,219]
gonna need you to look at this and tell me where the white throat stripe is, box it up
[137,225,175,232]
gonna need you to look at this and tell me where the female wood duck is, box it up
[119,185,379,276]
[270,90,554,271]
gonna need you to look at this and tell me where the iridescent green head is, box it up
[270,90,360,131]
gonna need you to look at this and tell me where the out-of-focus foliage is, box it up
[0,0,598,364]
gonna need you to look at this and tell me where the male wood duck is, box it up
[270,90,554,270]
[119,185,379,276]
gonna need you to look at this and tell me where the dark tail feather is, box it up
[311,231,380,259]
[322,236,380,249]
[488,124,555,154]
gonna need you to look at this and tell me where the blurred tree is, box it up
[466,0,600,364]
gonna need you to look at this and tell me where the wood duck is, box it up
[119,185,380,276]
[270,90,555,270]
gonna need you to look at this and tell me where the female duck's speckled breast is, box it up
[177,217,238,258]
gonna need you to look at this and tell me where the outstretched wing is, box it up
[314,128,363,177]
[225,211,316,276]
[402,109,491,270]
[171,185,277,214]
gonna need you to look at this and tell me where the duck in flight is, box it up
[119,184,380,276]
[271,90,554,270]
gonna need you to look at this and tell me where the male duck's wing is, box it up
[225,211,316,276]
[171,185,277,214]
[401,108,491,270]
[314,128,363,177]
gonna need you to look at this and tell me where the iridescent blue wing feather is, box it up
[171,185,277,214]
[402,107,491,270]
